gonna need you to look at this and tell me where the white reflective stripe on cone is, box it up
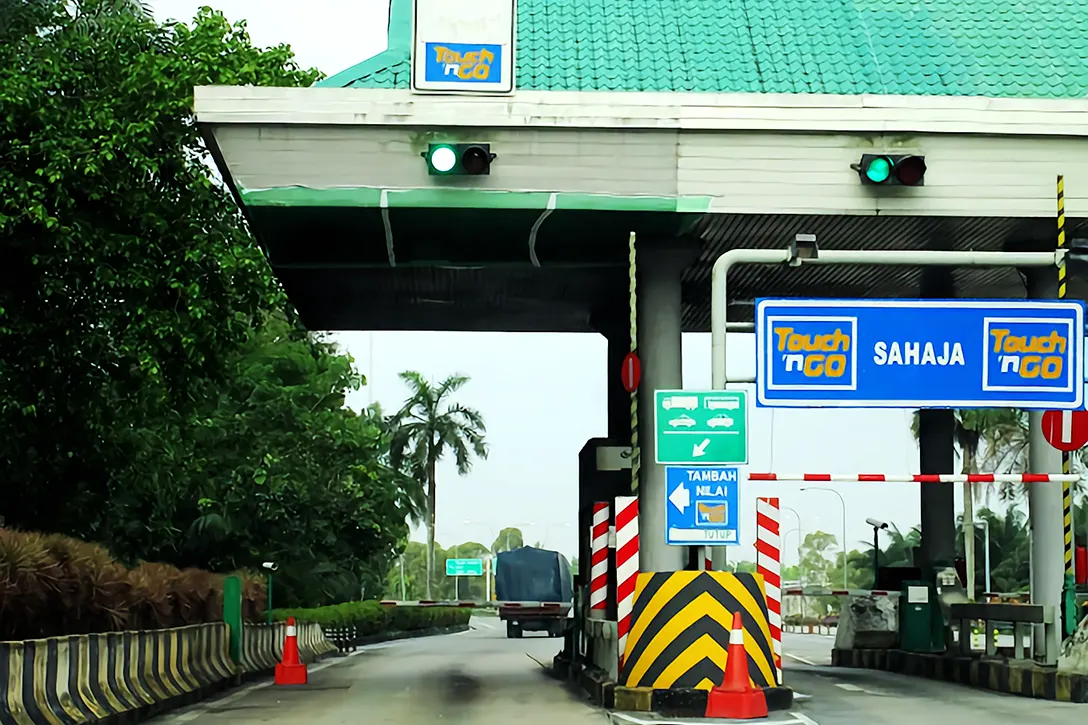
[729,628,744,645]
[286,626,297,637]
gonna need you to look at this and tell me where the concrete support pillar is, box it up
[635,242,691,573]
[1025,269,1064,665]
[917,268,958,574]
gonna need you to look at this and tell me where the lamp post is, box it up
[865,519,889,589]
[782,506,803,584]
[261,562,278,624]
[800,487,849,590]
[973,520,991,596]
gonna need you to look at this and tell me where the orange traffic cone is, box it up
[705,612,768,719]
[275,616,308,685]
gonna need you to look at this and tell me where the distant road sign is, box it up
[665,466,740,546]
[621,352,641,393]
[654,390,748,465]
[1042,410,1088,452]
[445,558,484,577]
[755,298,1085,409]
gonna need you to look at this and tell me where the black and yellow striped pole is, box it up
[629,231,640,493]
[1058,175,1076,637]
[1059,176,1073,574]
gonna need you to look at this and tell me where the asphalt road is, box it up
[148,616,606,725]
[783,632,1083,725]
[149,621,1085,725]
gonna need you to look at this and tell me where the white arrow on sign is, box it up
[669,482,690,513]
[692,438,710,457]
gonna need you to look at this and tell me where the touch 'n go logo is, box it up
[983,318,1075,392]
[765,316,859,391]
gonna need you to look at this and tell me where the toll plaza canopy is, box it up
[195,0,1088,333]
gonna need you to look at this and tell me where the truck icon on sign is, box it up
[661,395,698,411]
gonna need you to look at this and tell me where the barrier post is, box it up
[223,575,243,665]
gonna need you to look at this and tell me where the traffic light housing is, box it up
[856,154,927,186]
[422,143,496,176]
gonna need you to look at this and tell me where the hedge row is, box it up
[0,528,266,641]
[271,600,471,635]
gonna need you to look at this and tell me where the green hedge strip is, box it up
[270,600,470,635]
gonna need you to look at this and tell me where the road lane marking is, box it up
[473,620,495,629]
[836,683,863,691]
[612,714,805,725]
[784,651,818,666]
[794,713,820,725]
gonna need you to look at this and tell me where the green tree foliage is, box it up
[0,1,411,608]
[385,528,580,602]
[388,372,488,598]
[492,527,525,553]
[799,531,838,586]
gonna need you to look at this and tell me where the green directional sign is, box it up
[653,390,748,465]
[445,558,484,577]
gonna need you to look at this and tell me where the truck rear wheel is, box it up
[507,622,523,639]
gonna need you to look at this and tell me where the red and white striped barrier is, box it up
[748,473,1079,483]
[589,501,610,617]
[756,497,782,683]
[615,495,639,668]
[379,600,570,608]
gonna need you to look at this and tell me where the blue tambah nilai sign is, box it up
[755,298,1086,410]
[665,466,740,546]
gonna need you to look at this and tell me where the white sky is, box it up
[152,0,1001,567]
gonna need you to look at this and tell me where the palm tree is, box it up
[911,409,1026,596]
[388,372,488,598]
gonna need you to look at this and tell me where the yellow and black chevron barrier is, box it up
[0,621,336,724]
[620,571,777,690]
[612,572,792,714]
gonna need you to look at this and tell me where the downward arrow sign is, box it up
[692,438,710,457]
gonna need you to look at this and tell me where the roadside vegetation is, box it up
[0,0,487,629]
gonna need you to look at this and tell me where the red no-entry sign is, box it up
[621,352,641,393]
[1041,410,1088,452]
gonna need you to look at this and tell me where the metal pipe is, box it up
[801,487,849,590]
[974,520,992,595]
[711,247,1064,389]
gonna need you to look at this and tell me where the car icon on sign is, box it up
[669,415,697,428]
[706,414,734,428]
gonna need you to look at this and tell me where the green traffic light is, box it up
[865,156,892,183]
[427,144,458,174]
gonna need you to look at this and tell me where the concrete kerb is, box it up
[561,660,794,716]
[832,647,1088,702]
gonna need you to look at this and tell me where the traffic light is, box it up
[422,143,496,176]
[856,154,927,186]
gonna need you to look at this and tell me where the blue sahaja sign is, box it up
[755,298,1086,410]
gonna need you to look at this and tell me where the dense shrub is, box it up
[271,601,470,635]
[0,529,266,640]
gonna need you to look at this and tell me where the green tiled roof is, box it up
[317,0,1088,98]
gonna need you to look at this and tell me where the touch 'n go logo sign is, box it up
[766,316,858,391]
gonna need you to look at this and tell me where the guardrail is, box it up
[950,602,1048,660]
[0,621,335,725]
